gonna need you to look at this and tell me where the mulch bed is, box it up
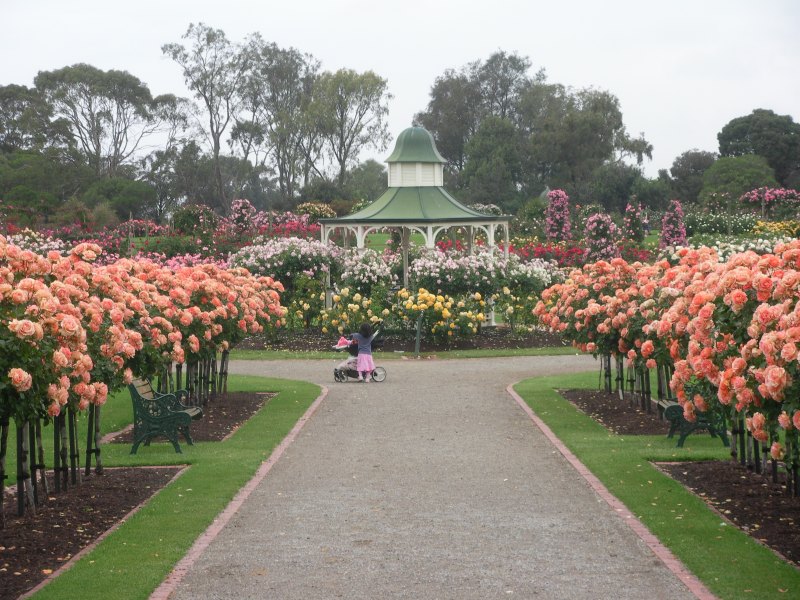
[1,466,183,600]
[1,390,272,599]
[560,387,800,566]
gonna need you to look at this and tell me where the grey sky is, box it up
[4,0,799,178]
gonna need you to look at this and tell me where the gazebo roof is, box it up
[319,186,507,225]
[385,127,446,163]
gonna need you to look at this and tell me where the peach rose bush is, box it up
[0,235,284,518]
[534,240,800,496]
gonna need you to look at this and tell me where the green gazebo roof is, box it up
[319,186,506,224]
[385,127,446,163]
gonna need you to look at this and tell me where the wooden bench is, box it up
[129,378,203,454]
[657,399,729,448]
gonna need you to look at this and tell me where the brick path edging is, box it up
[506,383,717,600]
[148,385,329,600]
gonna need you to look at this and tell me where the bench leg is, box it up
[179,425,194,446]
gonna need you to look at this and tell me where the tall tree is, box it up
[699,154,777,208]
[414,70,482,171]
[669,149,717,205]
[239,36,319,203]
[462,116,522,211]
[473,50,537,120]
[0,84,71,153]
[162,23,248,214]
[718,109,800,186]
[34,64,168,177]
[316,69,392,186]
[346,159,387,202]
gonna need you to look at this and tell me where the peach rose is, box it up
[9,368,32,392]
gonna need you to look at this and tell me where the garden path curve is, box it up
[162,354,703,599]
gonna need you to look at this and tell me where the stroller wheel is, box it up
[371,367,386,382]
[334,369,344,382]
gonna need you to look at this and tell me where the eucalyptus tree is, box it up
[315,68,392,186]
[414,70,482,172]
[34,64,173,178]
[238,35,320,203]
[162,23,249,214]
[0,84,71,153]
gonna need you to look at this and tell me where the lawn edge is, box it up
[507,382,717,600]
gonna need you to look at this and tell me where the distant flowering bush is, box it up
[339,248,399,296]
[503,238,585,268]
[5,228,67,255]
[470,203,504,215]
[584,213,619,262]
[622,201,645,243]
[295,202,337,223]
[683,211,757,236]
[740,187,800,217]
[545,189,572,242]
[230,236,341,283]
[660,200,687,248]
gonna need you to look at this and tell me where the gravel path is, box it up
[163,355,702,599]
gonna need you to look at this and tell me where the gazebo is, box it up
[319,126,511,289]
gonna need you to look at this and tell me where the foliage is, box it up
[753,220,800,238]
[315,68,392,185]
[583,213,619,262]
[718,108,800,186]
[668,149,717,205]
[698,155,778,208]
[660,199,687,248]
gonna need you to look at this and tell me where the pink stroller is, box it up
[332,336,386,382]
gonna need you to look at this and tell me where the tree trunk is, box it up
[68,407,81,485]
[16,422,36,516]
[85,404,103,476]
[0,415,9,528]
[34,419,49,497]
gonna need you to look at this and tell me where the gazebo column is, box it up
[402,228,410,289]
[467,226,474,255]
[425,226,435,249]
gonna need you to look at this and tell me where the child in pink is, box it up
[350,322,379,382]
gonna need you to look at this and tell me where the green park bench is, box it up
[658,399,729,448]
[129,378,203,454]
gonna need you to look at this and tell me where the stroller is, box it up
[332,336,387,383]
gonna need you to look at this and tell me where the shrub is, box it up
[545,189,572,242]
[584,213,619,262]
[621,201,645,243]
[660,200,687,248]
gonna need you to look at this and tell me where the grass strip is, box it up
[29,374,319,600]
[514,372,800,600]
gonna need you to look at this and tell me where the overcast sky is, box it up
[4,0,799,178]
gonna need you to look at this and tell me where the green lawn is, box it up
[21,375,319,600]
[514,372,800,600]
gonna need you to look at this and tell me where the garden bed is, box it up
[562,388,800,566]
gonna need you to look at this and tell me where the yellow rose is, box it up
[333,294,341,303]
[353,293,362,302]
[473,292,482,301]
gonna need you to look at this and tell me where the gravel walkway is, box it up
[161,355,705,599]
